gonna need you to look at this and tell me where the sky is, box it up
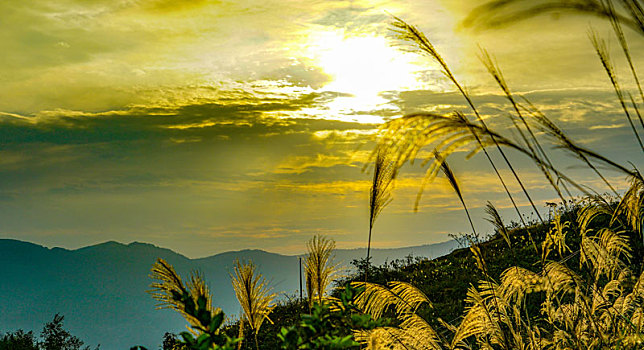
[1,0,643,257]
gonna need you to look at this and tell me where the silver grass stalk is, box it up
[480,48,571,207]
[485,201,511,249]
[149,258,221,330]
[230,259,275,350]
[434,151,477,239]
[390,16,545,223]
[304,234,338,306]
[589,29,644,152]
[366,149,396,280]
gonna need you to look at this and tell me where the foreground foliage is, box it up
[352,0,644,348]
[352,202,644,349]
[279,285,386,349]
[149,259,239,350]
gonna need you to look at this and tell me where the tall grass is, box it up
[149,259,239,349]
[390,16,544,226]
[230,259,275,350]
[354,204,644,349]
[304,234,339,308]
[366,150,396,281]
[149,258,220,330]
[352,3,644,348]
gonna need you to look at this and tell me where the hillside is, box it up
[340,207,644,328]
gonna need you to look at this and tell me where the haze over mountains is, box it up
[0,238,457,349]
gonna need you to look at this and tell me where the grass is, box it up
[230,260,275,350]
[304,234,339,307]
[351,1,644,348]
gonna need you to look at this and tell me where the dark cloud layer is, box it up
[0,82,641,256]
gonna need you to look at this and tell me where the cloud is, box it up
[2,0,644,256]
[0,0,409,114]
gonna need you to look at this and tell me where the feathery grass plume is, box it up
[304,234,339,307]
[354,327,439,350]
[581,227,632,280]
[434,151,478,239]
[607,1,644,121]
[612,173,644,237]
[522,98,630,193]
[149,259,240,349]
[149,258,221,330]
[230,259,275,350]
[578,201,612,236]
[366,149,396,280]
[390,16,544,223]
[452,281,513,349]
[590,29,644,152]
[480,48,571,206]
[500,266,543,304]
[464,0,644,36]
[485,201,511,249]
[351,281,444,349]
[542,211,572,261]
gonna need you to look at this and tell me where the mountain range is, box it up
[0,238,457,349]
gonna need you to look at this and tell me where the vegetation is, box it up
[148,0,644,349]
[230,259,275,350]
[347,0,644,348]
[149,259,239,350]
[304,234,340,308]
[0,314,98,350]
[279,285,386,349]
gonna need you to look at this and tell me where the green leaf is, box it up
[209,311,225,331]
[196,307,211,327]
[180,331,195,344]
[197,294,207,312]
[196,333,211,349]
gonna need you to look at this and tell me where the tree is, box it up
[40,314,91,350]
[0,330,39,350]
[161,332,188,350]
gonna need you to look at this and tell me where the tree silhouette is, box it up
[40,314,90,350]
[0,330,39,350]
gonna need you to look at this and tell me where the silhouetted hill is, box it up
[0,238,457,349]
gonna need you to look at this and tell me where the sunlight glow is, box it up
[315,32,419,95]
[305,30,425,122]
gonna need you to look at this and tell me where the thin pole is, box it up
[299,257,302,302]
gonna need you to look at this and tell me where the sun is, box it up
[307,31,422,116]
[317,33,418,94]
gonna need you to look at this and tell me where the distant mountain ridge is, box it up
[0,238,457,349]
